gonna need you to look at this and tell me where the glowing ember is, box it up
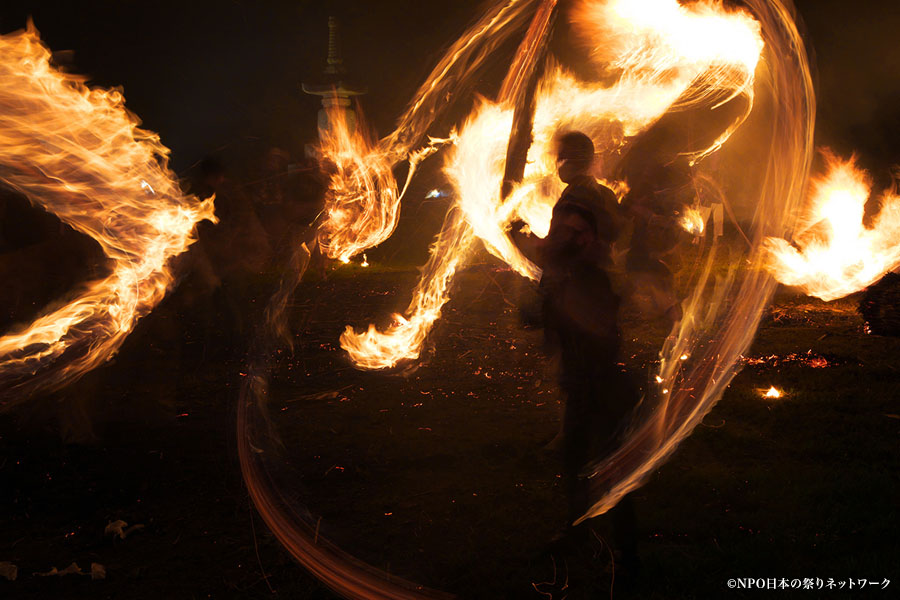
[743,350,837,368]
[0,24,215,402]
[765,152,900,301]
[763,386,783,399]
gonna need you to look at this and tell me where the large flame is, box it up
[765,153,900,301]
[330,0,764,370]
[316,105,401,264]
[0,24,215,403]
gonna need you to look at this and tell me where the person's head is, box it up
[556,131,595,183]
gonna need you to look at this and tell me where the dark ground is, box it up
[1,245,898,598]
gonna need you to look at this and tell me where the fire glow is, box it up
[0,24,215,403]
[765,153,900,301]
[319,0,764,370]
[680,207,706,235]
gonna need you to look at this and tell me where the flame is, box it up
[765,153,900,301]
[333,0,764,370]
[763,386,782,398]
[316,104,400,264]
[679,206,706,235]
[0,24,215,402]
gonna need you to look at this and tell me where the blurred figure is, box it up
[621,158,690,325]
[513,131,638,563]
[255,147,292,250]
[187,156,272,356]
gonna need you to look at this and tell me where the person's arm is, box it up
[509,219,546,267]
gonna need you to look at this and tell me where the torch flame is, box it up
[765,152,900,301]
[0,24,215,403]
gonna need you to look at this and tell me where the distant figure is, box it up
[621,159,689,325]
[256,147,293,251]
[186,157,271,354]
[513,131,638,560]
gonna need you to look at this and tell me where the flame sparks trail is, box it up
[764,152,900,301]
[239,233,453,600]
[0,25,215,403]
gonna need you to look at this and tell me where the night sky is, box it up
[0,0,898,175]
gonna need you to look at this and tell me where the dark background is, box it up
[0,0,898,175]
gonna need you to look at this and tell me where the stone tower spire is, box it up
[324,16,344,76]
[302,16,366,146]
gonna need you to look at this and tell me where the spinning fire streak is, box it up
[0,24,215,404]
[323,0,765,371]
[242,1,826,595]
[1,1,895,597]
[312,0,816,525]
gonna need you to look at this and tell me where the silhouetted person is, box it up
[513,132,638,564]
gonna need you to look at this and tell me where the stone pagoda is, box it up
[302,16,367,146]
